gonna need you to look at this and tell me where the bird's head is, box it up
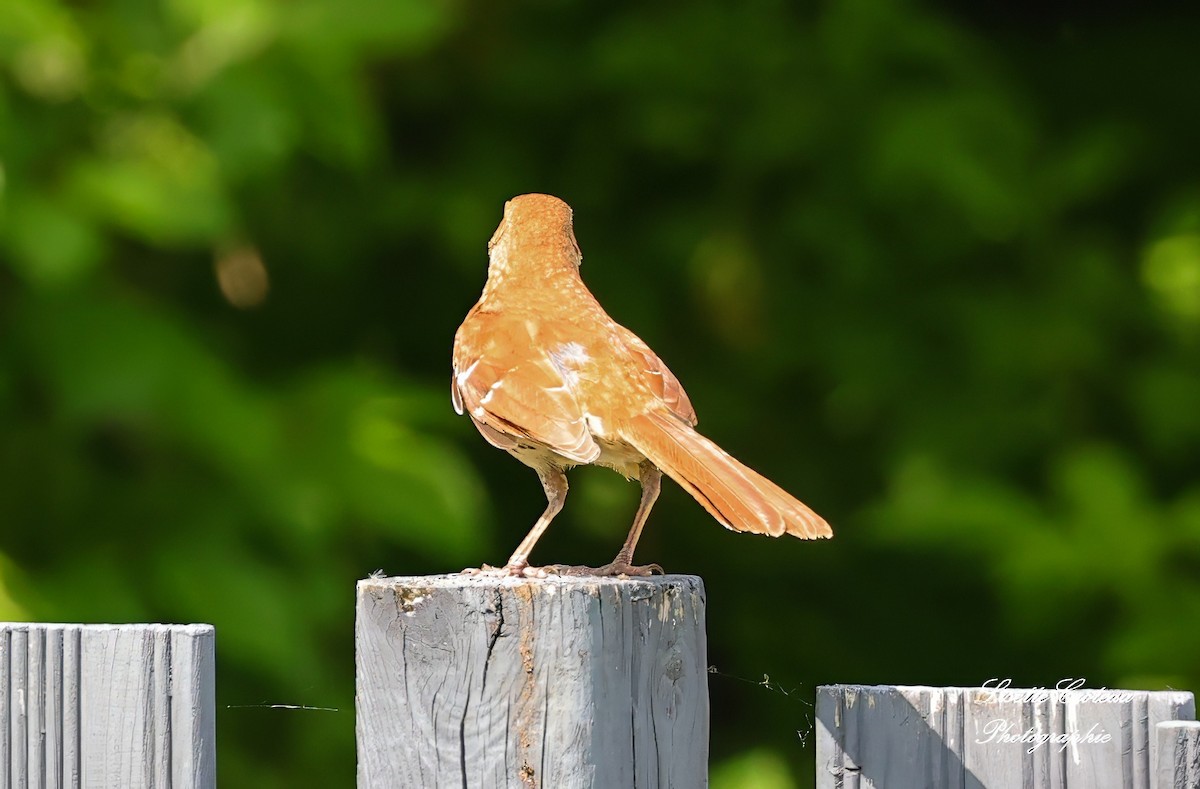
[488,194,582,270]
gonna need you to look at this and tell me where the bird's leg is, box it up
[504,466,569,573]
[465,466,568,577]
[607,461,663,573]
[553,461,665,577]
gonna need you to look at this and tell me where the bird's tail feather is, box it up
[622,411,831,539]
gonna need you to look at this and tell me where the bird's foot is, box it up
[462,560,663,578]
[460,562,547,578]
[542,561,664,578]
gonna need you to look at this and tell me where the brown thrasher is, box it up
[452,194,831,576]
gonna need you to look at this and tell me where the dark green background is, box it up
[3,1,1199,786]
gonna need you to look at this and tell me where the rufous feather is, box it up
[622,411,831,540]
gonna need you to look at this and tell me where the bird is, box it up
[452,194,831,577]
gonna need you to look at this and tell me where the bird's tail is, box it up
[621,411,832,539]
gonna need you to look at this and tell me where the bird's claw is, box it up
[542,562,664,578]
[460,562,550,578]
[461,562,662,578]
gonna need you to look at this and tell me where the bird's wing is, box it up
[453,311,601,464]
[614,325,698,426]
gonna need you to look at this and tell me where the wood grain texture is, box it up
[816,684,1197,789]
[1,623,215,789]
[1156,721,1200,789]
[356,574,708,789]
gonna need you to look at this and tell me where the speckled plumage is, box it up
[453,194,830,576]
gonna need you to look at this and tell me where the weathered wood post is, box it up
[355,574,708,788]
[1157,720,1200,788]
[1,622,216,789]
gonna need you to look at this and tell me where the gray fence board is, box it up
[817,684,1197,789]
[1157,720,1200,789]
[2,623,215,789]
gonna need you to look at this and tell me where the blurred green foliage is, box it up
[2,0,1200,785]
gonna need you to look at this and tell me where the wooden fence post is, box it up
[1,622,216,789]
[355,574,708,789]
[1156,720,1200,789]
[816,684,1197,789]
